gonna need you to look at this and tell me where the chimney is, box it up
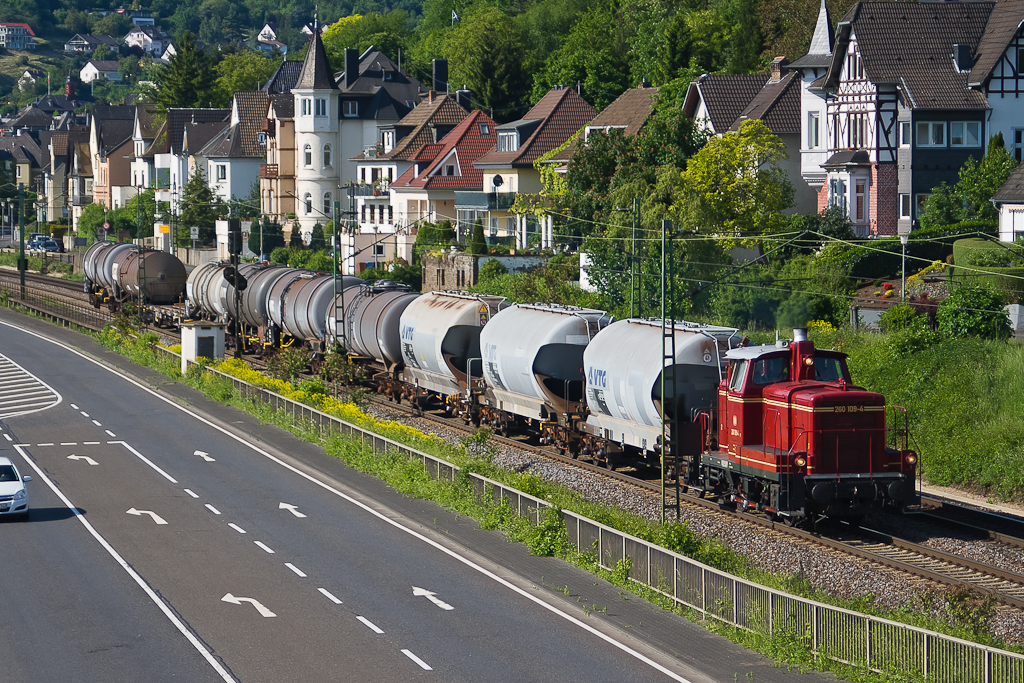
[770,56,789,83]
[428,90,435,103]
[344,48,359,89]
[953,44,974,73]
[432,58,448,93]
[456,87,472,111]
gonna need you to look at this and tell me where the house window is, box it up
[301,98,311,116]
[383,131,395,150]
[497,131,518,151]
[506,217,516,235]
[387,205,393,222]
[445,164,456,176]
[369,205,376,223]
[900,194,911,219]
[900,121,911,147]
[304,193,312,214]
[343,101,358,117]
[1018,47,1024,75]
[374,244,385,256]
[829,178,847,213]
[489,217,498,236]
[915,193,930,215]
[916,121,945,147]
[360,168,366,183]
[304,144,312,167]
[1014,129,1024,162]
[479,122,490,136]
[808,112,819,149]
[323,144,332,167]
[323,192,331,217]
[15,166,21,178]
[950,121,981,147]
[855,179,866,221]
[315,98,326,116]
[216,164,226,181]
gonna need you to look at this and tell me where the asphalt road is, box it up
[0,308,835,683]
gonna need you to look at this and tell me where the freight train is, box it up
[82,241,188,325]
[179,261,918,526]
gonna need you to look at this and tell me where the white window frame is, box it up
[497,131,518,152]
[343,101,358,117]
[315,98,326,116]
[900,194,911,219]
[807,112,820,149]
[323,144,332,167]
[301,98,311,116]
[950,121,981,147]
[216,164,226,181]
[900,121,911,147]
[479,122,490,136]
[916,121,946,147]
[304,144,312,167]
[445,164,456,176]
[304,193,312,214]
[854,178,866,221]
[323,192,331,217]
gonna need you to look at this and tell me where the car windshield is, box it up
[0,465,18,482]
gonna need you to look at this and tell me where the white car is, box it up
[0,456,31,519]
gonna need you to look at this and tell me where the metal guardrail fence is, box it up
[150,350,1024,681]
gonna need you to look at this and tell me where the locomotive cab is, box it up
[706,332,918,524]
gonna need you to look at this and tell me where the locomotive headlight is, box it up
[794,456,807,468]
[803,357,814,366]
[905,453,917,465]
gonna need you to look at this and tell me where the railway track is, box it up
[8,272,1024,611]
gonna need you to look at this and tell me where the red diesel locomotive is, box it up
[696,329,918,524]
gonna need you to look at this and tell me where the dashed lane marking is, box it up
[254,541,274,554]
[357,616,384,634]
[105,430,116,438]
[318,588,342,604]
[205,504,221,515]
[184,489,199,498]
[402,650,433,671]
[228,523,246,534]
[285,563,307,578]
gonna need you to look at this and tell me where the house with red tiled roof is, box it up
[465,86,596,248]
[388,110,497,252]
[0,22,35,49]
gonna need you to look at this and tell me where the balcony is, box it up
[350,183,387,197]
[454,191,517,211]
[260,163,278,179]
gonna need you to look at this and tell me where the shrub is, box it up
[937,284,1011,340]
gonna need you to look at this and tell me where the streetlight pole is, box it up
[18,183,25,299]
[900,234,908,302]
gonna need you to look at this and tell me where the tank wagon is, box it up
[83,241,188,322]
[185,273,917,524]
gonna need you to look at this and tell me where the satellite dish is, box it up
[492,175,503,188]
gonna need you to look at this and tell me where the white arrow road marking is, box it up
[221,593,276,618]
[412,586,454,610]
[126,508,168,525]
[278,502,307,518]
[67,454,98,466]
[194,450,215,462]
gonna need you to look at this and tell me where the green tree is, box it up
[920,133,1018,228]
[681,119,793,237]
[289,223,304,247]
[260,219,286,253]
[466,218,487,254]
[157,32,217,110]
[309,221,325,251]
[77,203,106,244]
[121,189,157,239]
[93,13,134,39]
[213,50,280,106]
[322,11,412,69]
[93,44,114,61]
[444,7,530,121]
[937,284,1011,340]
[118,55,142,85]
[178,167,220,244]
[725,0,764,73]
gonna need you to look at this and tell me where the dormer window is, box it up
[343,101,358,117]
[445,164,456,176]
[382,130,395,151]
[315,98,326,116]
[497,131,518,151]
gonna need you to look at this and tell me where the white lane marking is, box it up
[254,541,275,554]
[284,562,307,578]
[221,593,276,618]
[205,504,221,515]
[105,430,116,438]
[126,508,168,525]
[67,454,99,466]
[401,650,433,671]
[10,445,234,682]
[92,420,102,427]
[194,450,215,462]
[357,616,384,634]
[37,442,53,446]
[70,403,78,409]
[80,411,89,417]
[3,434,11,441]
[184,489,199,498]
[0,353,60,419]
[318,588,342,604]
[2,320,696,683]
[84,441,100,445]
[412,586,454,611]
[278,502,307,518]
[60,442,77,446]
[228,523,246,534]
[116,442,177,484]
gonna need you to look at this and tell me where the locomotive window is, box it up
[752,356,790,385]
[814,357,846,382]
[727,360,747,392]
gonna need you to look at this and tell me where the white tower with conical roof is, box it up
[292,19,340,236]
[787,0,834,203]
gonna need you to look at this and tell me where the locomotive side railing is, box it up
[159,348,1024,682]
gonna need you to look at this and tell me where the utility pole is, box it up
[18,184,25,299]
[659,219,678,524]
[630,197,639,318]
[333,199,347,351]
